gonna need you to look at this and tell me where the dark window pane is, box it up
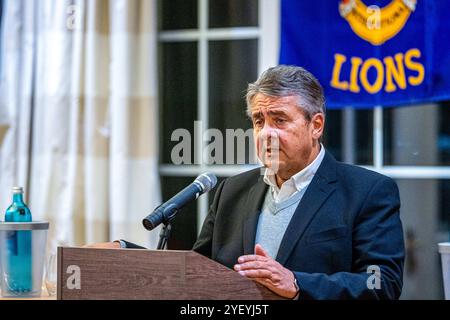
[384,104,450,165]
[396,179,449,299]
[159,0,197,30]
[209,0,258,28]
[323,110,342,162]
[160,42,198,165]
[323,109,373,165]
[355,110,373,164]
[161,176,198,250]
[439,101,450,164]
[208,39,258,165]
[440,180,450,231]
[383,109,393,165]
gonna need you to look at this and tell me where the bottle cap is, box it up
[12,186,24,194]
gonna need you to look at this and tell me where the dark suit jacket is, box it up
[193,151,405,300]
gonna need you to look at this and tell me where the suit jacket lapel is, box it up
[242,174,268,255]
[275,151,338,265]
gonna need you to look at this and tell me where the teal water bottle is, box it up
[4,187,32,293]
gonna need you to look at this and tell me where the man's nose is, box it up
[259,123,277,140]
[258,124,279,146]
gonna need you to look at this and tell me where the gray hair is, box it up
[246,65,325,121]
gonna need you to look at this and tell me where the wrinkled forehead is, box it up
[250,94,303,116]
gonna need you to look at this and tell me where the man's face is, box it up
[250,93,324,180]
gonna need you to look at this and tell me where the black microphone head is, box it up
[142,217,155,231]
[195,173,217,193]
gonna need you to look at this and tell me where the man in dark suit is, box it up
[192,65,404,300]
[87,65,404,300]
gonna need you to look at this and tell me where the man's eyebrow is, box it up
[267,109,288,117]
[251,108,289,118]
[251,111,263,119]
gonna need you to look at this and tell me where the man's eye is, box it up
[254,119,263,126]
[276,118,286,124]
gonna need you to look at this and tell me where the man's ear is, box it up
[311,113,325,140]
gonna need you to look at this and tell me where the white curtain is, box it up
[0,0,161,250]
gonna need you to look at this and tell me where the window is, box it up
[158,0,277,249]
[384,104,450,166]
[397,178,450,299]
[323,109,373,165]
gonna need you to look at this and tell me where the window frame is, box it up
[158,0,279,230]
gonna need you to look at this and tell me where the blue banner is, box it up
[280,0,450,108]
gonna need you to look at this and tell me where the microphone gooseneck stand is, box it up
[156,205,178,250]
[156,221,173,250]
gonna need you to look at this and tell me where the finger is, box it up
[237,254,268,264]
[237,269,272,279]
[254,244,270,257]
[234,260,269,271]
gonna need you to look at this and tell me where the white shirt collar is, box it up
[263,144,326,202]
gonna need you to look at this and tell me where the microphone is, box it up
[142,173,218,231]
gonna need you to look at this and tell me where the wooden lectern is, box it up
[57,247,283,300]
